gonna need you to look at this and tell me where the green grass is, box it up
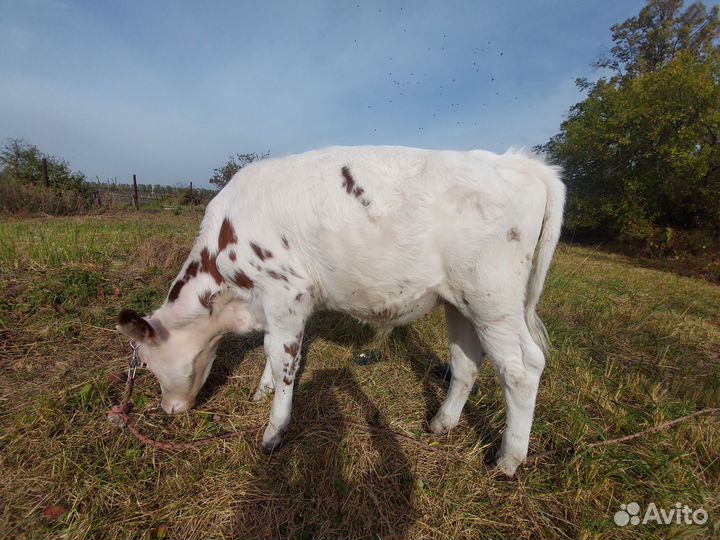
[0,213,718,539]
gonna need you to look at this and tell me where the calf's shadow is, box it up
[198,310,497,538]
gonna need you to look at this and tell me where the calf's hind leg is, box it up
[477,312,545,477]
[430,303,485,434]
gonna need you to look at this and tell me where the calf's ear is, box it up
[117,308,157,343]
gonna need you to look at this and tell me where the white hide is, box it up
[119,145,565,476]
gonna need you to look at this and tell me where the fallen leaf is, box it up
[42,505,66,521]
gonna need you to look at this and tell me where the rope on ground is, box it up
[107,369,719,464]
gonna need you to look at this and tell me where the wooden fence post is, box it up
[189,181,193,206]
[132,174,139,210]
[42,158,49,188]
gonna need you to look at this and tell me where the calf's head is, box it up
[116,308,221,414]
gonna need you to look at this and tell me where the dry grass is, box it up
[0,213,719,539]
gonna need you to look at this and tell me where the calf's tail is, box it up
[524,158,566,357]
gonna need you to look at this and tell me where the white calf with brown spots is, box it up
[117,145,565,476]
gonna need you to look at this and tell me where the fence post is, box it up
[189,181,193,206]
[132,174,139,210]
[42,158,49,188]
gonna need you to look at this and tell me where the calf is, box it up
[117,145,565,476]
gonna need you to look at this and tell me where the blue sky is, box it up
[0,0,654,187]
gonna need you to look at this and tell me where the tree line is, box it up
[537,0,719,242]
[0,139,220,212]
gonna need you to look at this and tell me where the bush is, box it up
[0,138,95,215]
[0,175,95,215]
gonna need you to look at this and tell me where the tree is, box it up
[596,0,719,81]
[0,138,94,215]
[539,1,720,240]
[0,138,88,194]
[209,152,269,190]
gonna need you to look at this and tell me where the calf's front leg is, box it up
[260,325,304,453]
[251,358,275,402]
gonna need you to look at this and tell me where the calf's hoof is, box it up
[260,440,279,454]
[429,412,457,435]
[493,454,524,477]
[251,385,273,402]
[260,426,284,454]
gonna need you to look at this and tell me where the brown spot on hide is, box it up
[267,269,288,282]
[352,185,364,199]
[507,227,521,242]
[168,260,201,302]
[199,290,213,313]
[250,242,273,261]
[228,250,237,262]
[281,236,289,249]
[283,341,301,385]
[342,166,371,206]
[218,218,237,251]
[200,248,224,284]
[284,342,300,358]
[231,269,254,289]
[341,166,355,193]
[185,260,199,277]
[168,279,186,302]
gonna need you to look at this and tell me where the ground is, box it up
[0,212,718,539]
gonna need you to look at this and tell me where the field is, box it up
[1,212,718,539]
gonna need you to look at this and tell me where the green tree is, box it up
[209,151,269,190]
[539,0,720,240]
[596,0,719,80]
[0,138,88,194]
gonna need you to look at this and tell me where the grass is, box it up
[1,212,718,539]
